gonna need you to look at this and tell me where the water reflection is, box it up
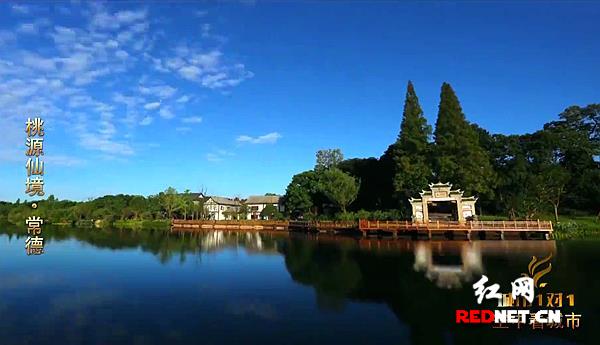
[0,225,595,345]
[412,241,558,289]
[413,241,483,289]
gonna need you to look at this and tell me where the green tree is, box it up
[390,81,432,204]
[315,149,344,170]
[178,189,195,220]
[284,170,322,217]
[222,208,241,220]
[147,194,164,219]
[433,82,495,197]
[318,168,359,213]
[260,204,282,220]
[535,166,570,222]
[159,187,181,219]
[238,204,249,220]
[544,104,600,212]
[338,158,386,211]
[128,196,147,220]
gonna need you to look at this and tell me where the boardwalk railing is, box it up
[358,219,553,232]
[172,219,553,240]
[289,220,357,230]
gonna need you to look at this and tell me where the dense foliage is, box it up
[0,189,206,227]
[285,151,359,218]
[285,82,599,221]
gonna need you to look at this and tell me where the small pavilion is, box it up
[409,182,477,223]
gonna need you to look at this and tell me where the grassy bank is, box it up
[479,214,600,240]
[112,219,171,231]
[551,216,600,240]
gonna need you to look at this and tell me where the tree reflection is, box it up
[278,236,594,345]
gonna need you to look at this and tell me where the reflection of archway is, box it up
[413,242,483,289]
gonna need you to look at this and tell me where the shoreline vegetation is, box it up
[1,82,598,239]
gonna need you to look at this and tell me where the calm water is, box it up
[0,226,597,345]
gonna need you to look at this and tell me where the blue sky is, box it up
[1,1,599,202]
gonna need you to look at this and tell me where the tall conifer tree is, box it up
[391,81,432,201]
[433,82,495,196]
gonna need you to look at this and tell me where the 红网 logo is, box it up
[455,253,582,330]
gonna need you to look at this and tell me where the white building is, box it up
[204,196,241,220]
[245,195,284,220]
[409,182,477,223]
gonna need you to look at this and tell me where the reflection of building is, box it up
[199,231,278,253]
[204,196,241,220]
[409,182,477,223]
[245,195,284,220]
[413,242,483,289]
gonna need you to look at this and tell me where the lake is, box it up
[0,226,596,345]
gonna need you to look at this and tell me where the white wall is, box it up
[204,199,240,220]
[246,203,283,220]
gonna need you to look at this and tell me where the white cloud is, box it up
[71,110,134,157]
[159,46,252,89]
[175,126,191,132]
[80,132,134,155]
[178,65,202,80]
[0,2,252,167]
[50,26,77,44]
[115,9,147,24]
[73,67,111,86]
[205,149,234,162]
[139,116,153,126]
[113,93,143,108]
[139,84,177,99]
[206,153,222,162]
[201,24,212,38]
[107,39,119,49]
[115,50,129,59]
[236,132,282,144]
[191,50,221,69]
[17,23,38,34]
[56,6,72,15]
[68,95,98,108]
[176,95,190,103]
[44,154,86,167]
[130,22,149,34]
[0,31,16,46]
[116,30,134,43]
[202,64,253,89]
[181,116,202,124]
[91,8,147,30]
[22,53,56,72]
[159,106,174,119]
[58,53,91,74]
[11,4,30,14]
[144,101,161,110]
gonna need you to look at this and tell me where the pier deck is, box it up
[171,219,553,240]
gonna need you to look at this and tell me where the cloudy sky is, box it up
[1,1,599,201]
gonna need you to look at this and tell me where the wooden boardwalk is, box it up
[171,219,553,240]
[358,219,553,240]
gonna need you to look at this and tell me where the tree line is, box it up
[0,188,203,226]
[0,188,286,226]
[283,82,599,222]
